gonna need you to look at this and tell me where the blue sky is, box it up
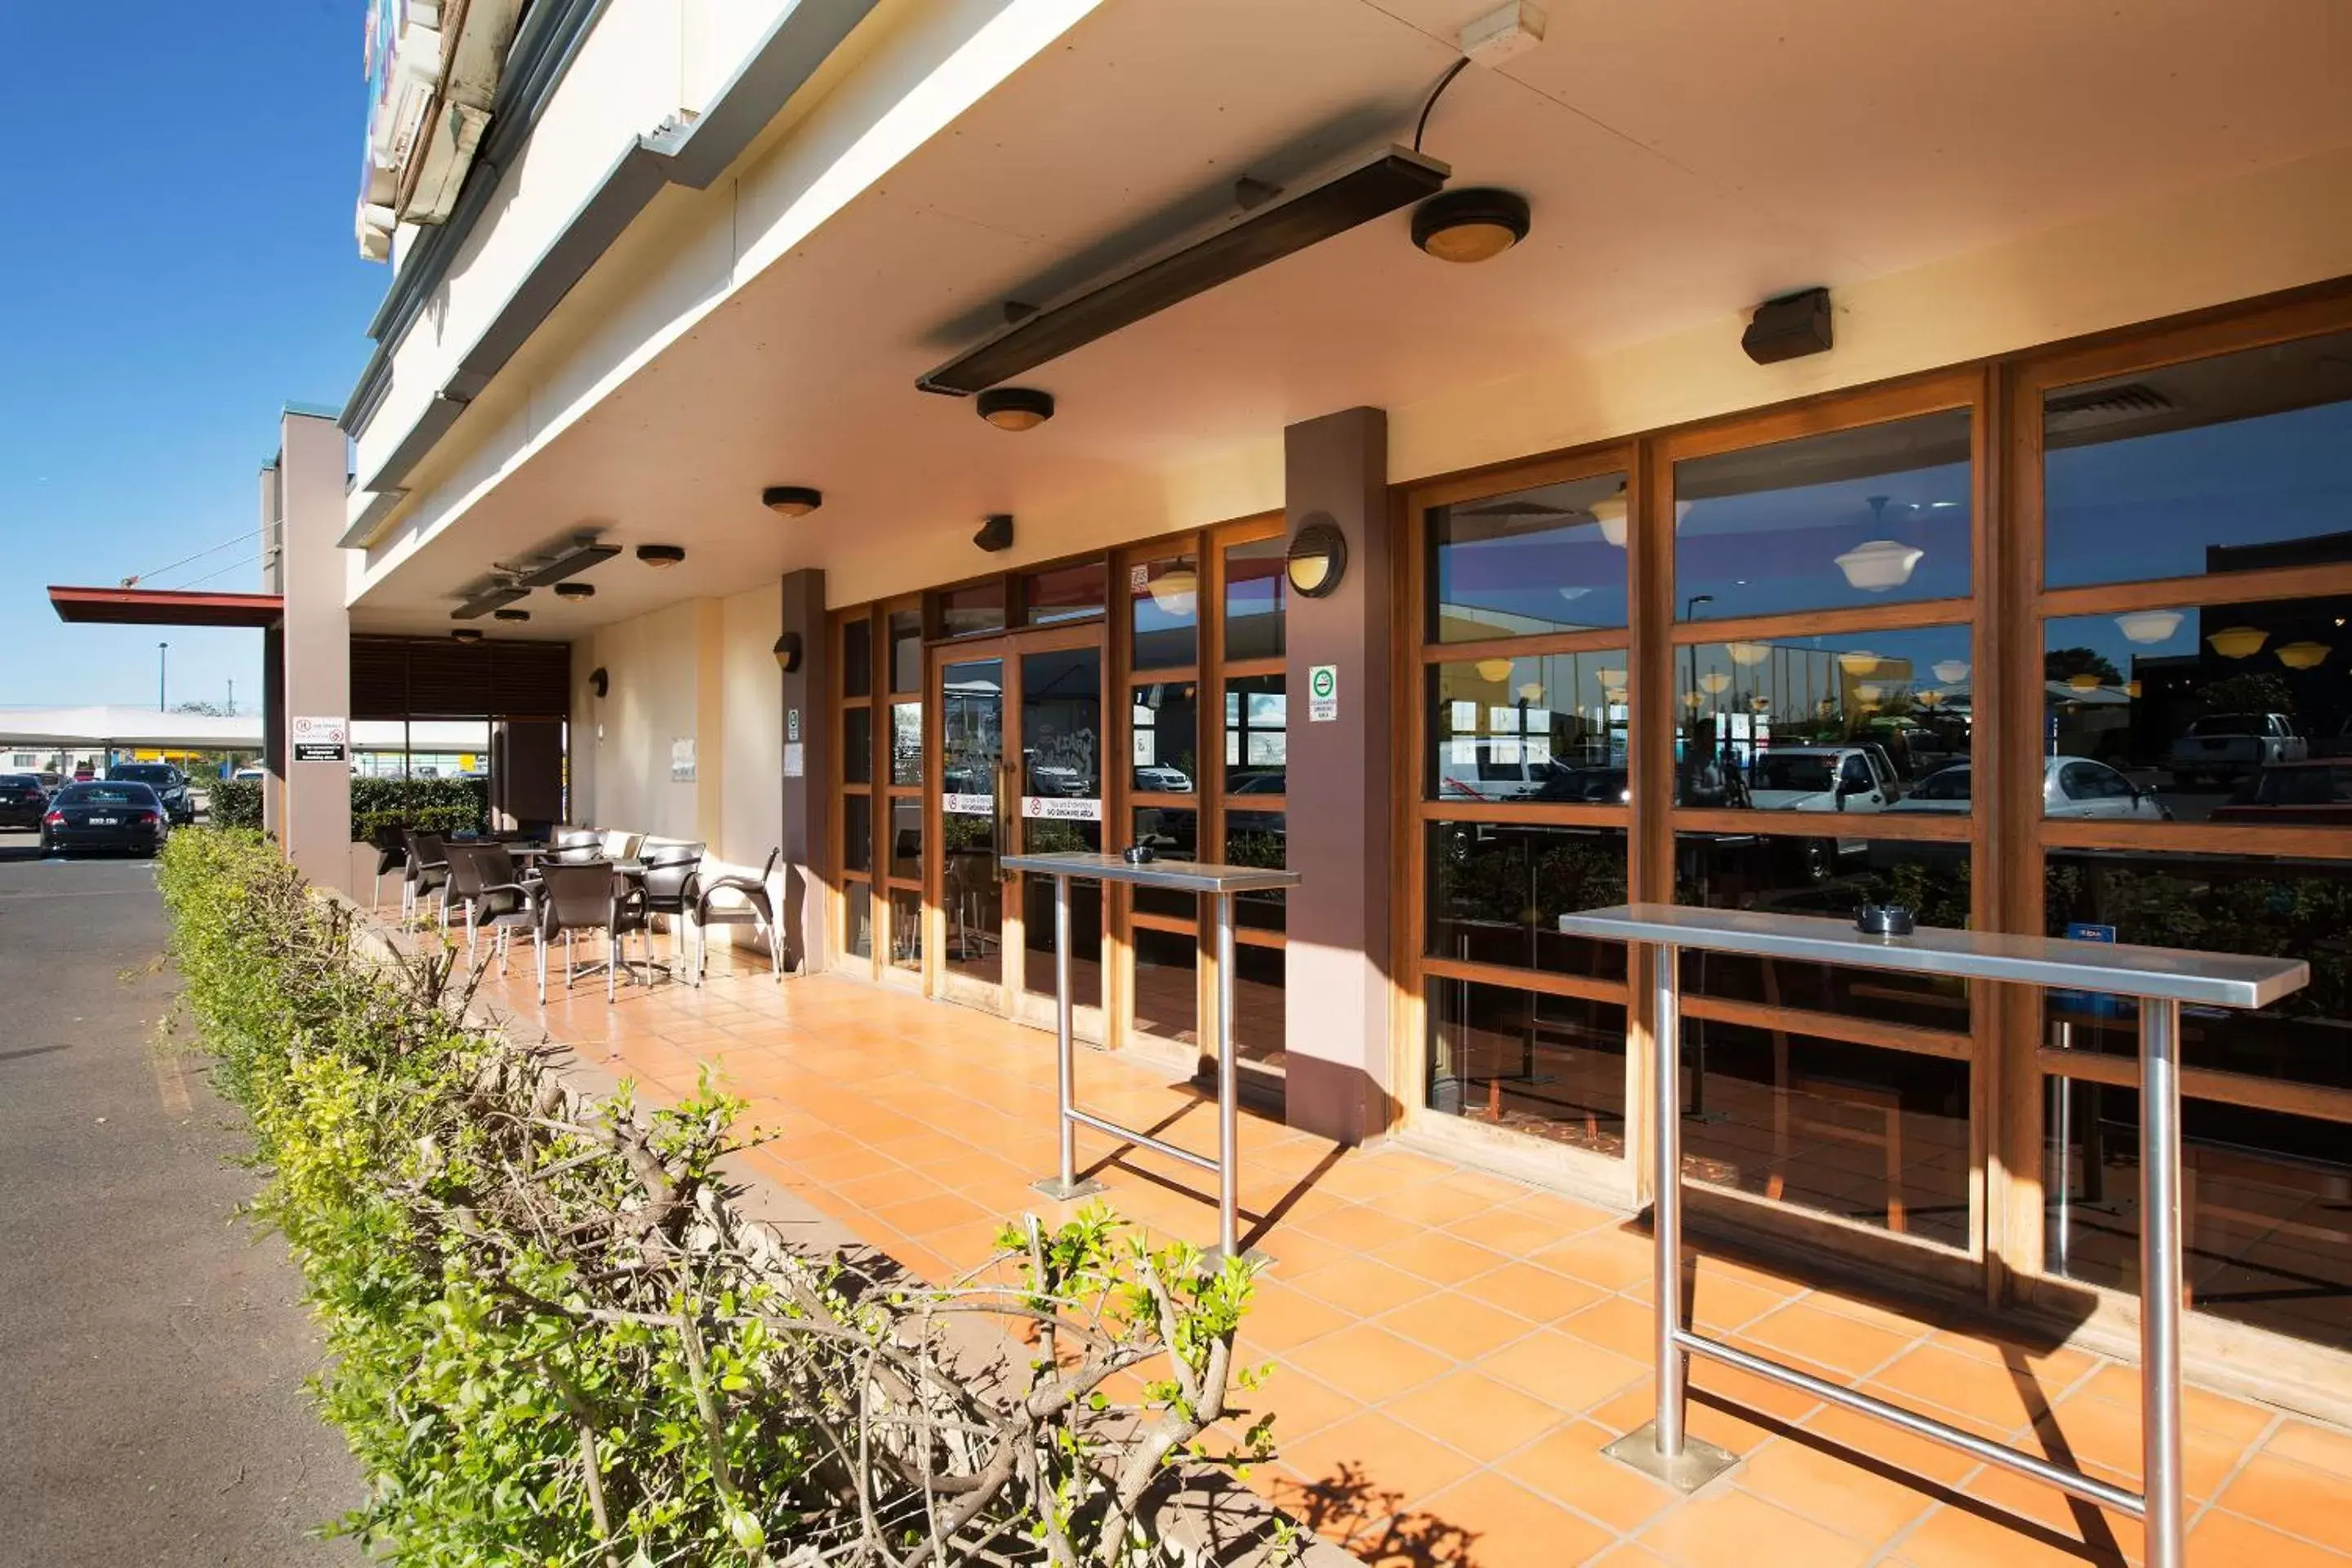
[0,2,382,710]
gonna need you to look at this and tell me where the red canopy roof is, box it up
[47,586,284,629]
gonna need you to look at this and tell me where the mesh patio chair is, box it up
[688,847,783,984]
[551,828,604,864]
[533,861,650,1004]
[638,842,705,966]
[403,831,452,924]
[444,843,539,971]
[368,824,408,912]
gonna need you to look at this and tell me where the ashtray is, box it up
[1121,844,1156,865]
[1855,903,1915,937]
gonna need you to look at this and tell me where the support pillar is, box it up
[1281,407,1393,1143]
[777,570,831,972]
[274,409,353,893]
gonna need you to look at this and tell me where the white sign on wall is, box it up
[1022,796,1102,821]
[292,715,349,764]
[670,737,697,782]
[782,742,804,778]
[943,792,994,816]
[1308,663,1339,722]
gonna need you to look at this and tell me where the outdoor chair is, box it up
[688,847,784,985]
[444,843,538,972]
[402,831,451,924]
[552,828,604,864]
[368,824,408,912]
[533,861,651,1004]
[600,828,645,862]
[638,842,706,964]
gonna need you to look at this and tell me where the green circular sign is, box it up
[1311,667,1335,699]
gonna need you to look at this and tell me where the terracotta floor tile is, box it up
[1636,1485,1878,1568]
[1463,1259,1606,1322]
[1732,1435,1941,1544]
[1380,1290,1539,1362]
[1412,1470,1615,1568]
[1382,1370,1565,1463]
[1684,1270,1796,1334]
[1373,1229,1512,1286]
[1288,1255,1442,1318]
[2214,1452,2352,1555]
[2076,1364,2277,1450]
[1502,1191,1621,1235]
[1560,1294,1664,1361]
[1794,1389,2007,1490]
[1537,1227,1659,1291]
[1236,1281,1357,1354]
[1277,1410,1481,1518]
[1294,1200,1432,1253]
[1865,1343,2074,1432]
[1687,1352,1828,1426]
[1380,1178,1512,1229]
[1927,1326,2096,1385]
[831,1166,947,1210]
[1891,1497,2131,1568]
[2265,1419,2352,1484]
[870,1187,995,1241]
[1252,1227,1359,1278]
[2025,1387,2254,1501]
[1311,1152,1453,1205]
[1451,1203,1578,1261]
[2187,1507,2352,1568]
[1958,1465,2145,1562]
[1244,1365,1365,1446]
[1499,1420,1680,1533]
[1285,1324,1455,1404]
[1738,1300,1921,1379]
[1478,1330,1649,1414]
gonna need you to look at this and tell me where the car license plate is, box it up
[88,816,117,826]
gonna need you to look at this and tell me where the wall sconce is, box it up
[2278,640,2331,670]
[2115,609,2182,644]
[977,387,1054,431]
[589,667,609,697]
[636,545,686,568]
[772,632,804,673]
[973,514,1015,553]
[763,485,822,517]
[1932,660,1971,684]
[1286,520,1348,597]
[2207,626,2267,659]
[1834,538,1924,592]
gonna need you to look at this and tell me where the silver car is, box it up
[1884,756,2171,819]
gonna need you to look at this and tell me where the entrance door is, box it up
[928,628,1107,1037]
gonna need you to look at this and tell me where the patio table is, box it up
[1557,902,2308,1568]
[1004,850,1300,1264]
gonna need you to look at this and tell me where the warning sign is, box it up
[292,715,348,763]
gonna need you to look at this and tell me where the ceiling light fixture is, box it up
[451,628,483,644]
[636,545,686,568]
[1596,666,1628,691]
[1835,538,1924,592]
[554,581,595,601]
[976,388,1054,431]
[1411,187,1530,264]
[1588,483,1693,548]
[2277,640,2331,670]
[762,485,823,517]
[1740,286,1833,364]
[494,608,531,622]
[452,583,528,619]
[1854,683,1884,704]
[1517,681,1545,703]
[2115,609,2183,644]
[1699,671,1731,696]
[1837,650,1882,675]
[1726,641,1772,667]
[2207,626,2267,659]
[1147,564,1200,616]
[917,146,1448,396]
[1932,660,1971,684]
[973,514,1015,553]
[1476,657,1513,684]
[1286,521,1348,598]
[2066,672,2102,692]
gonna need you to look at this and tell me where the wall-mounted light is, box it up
[763,485,823,517]
[1411,187,1530,264]
[494,608,531,622]
[2207,626,2267,659]
[973,514,1015,553]
[2115,609,2183,644]
[590,667,609,697]
[1834,539,1924,592]
[636,544,686,568]
[1740,286,1833,364]
[1286,520,1348,598]
[976,387,1054,431]
[554,581,595,600]
[2277,640,2332,670]
[452,628,483,644]
[772,632,804,673]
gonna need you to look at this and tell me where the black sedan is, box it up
[41,782,170,858]
[0,773,50,829]
[105,761,196,825]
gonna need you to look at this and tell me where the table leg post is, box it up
[1031,872,1103,1202]
[1215,891,1240,1260]
[2140,996,2185,1568]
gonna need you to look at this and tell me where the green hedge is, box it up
[157,830,1272,1566]
[195,774,487,840]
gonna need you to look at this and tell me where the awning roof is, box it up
[0,706,265,749]
[47,585,283,629]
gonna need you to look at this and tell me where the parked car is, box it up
[2167,712,2305,786]
[105,761,196,825]
[232,765,266,782]
[2209,760,2352,826]
[1535,765,1631,804]
[1746,746,1900,813]
[1882,756,2171,819]
[1131,764,1194,793]
[40,782,170,858]
[0,773,51,829]
[31,770,63,795]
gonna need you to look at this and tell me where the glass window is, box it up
[1226,811,1285,932]
[2045,1085,2352,1352]
[1132,925,1198,1047]
[2045,328,2352,589]
[1427,822,1628,980]
[940,580,1007,637]
[888,797,921,882]
[1427,981,1626,1156]
[1224,535,1287,662]
[1132,807,1196,919]
[1224,675,1286,795]
[1682,1019,1970,1251]
[842,617,873,698]
[2044,595,2349,824]
[1130,555,1199,670]
[1131,681,1200,795]
[1673,626,1973,807]
[1674,408,1973,619]
[1234,944,1285,1070]
[1428,470,1630,640]
[890,702,923,786]
[841,707,873,784]
[844,884,873,960]
[1024,561,1107,626]
[888,888,921,971]
[1428,652,1628,804]
[842,793,873,876]
[888,609,922,694]
[1675,832,1972,1031]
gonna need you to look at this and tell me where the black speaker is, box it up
[973,513,1014,552]
[1740,287,1833,365]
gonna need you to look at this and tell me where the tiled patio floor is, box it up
[432,926,2352,1568]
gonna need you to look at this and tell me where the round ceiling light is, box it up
[1147,564,1200,617]
[494,608,531,622]
[2277,640,2332,670]
[636,544,686,568]
[1726,640,1772,667]
[1932,660,1972,684]
[2207,626,2267,659]
[1699,671,1731,695]
[763,485,823,517]
[1834,539,1925,592]
[977,387,1054,431]
[554,581,595,600]
[1411,187,1530,264]
[451,628,483,643]
[2115,608,2183,645]
[1475,657,1514,684]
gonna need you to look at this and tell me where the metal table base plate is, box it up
[1604,1423,1739,1492]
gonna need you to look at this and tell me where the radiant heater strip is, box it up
[514,543,621,587]
[917,146,1449,396]
[452,586,529,620]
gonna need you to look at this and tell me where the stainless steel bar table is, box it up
[1003,850,1300,1264]
[1557,903,2307,1568]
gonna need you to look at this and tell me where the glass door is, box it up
[1013,639,1106,1040]
[936,650,1009,1010]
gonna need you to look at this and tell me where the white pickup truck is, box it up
[2167,713,2307,787]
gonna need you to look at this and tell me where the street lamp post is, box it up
[158,642,169,711]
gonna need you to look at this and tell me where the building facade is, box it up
[300,0,2352,1417]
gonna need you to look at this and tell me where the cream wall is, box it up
[718,581,785,867]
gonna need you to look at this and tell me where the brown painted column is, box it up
[777,569,831,971]
[1281,407,1393,1144]
[276,409,354,893]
